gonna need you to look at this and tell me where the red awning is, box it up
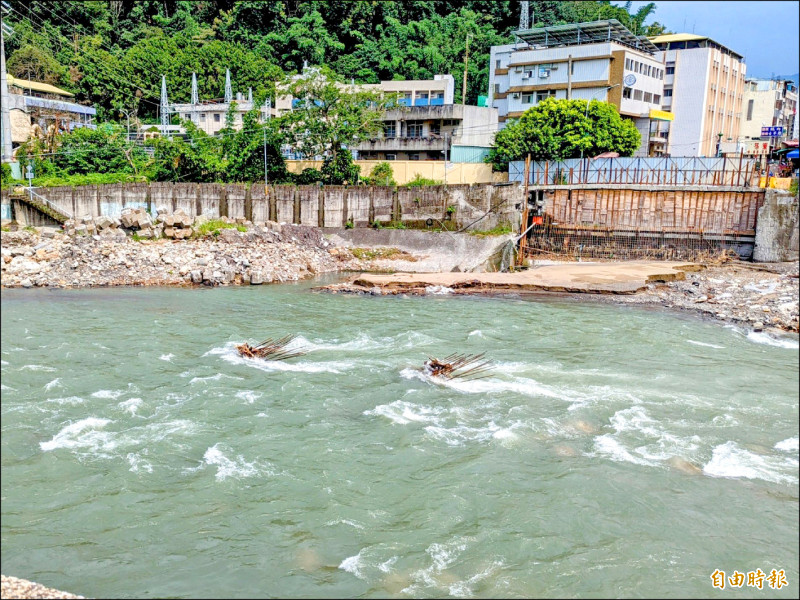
[782,139,798,147]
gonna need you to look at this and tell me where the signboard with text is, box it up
[761,126,784,137]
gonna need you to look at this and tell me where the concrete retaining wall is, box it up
[753,189,799,262]
[5,182,521,232]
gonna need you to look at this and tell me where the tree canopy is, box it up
[3,1,669,120]
[487,98,641,169]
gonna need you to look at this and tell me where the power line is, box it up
[5,4,161,109]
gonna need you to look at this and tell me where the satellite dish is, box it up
[623,74,636,87]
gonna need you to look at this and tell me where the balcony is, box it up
[354,136,447,152]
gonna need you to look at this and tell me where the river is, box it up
[1,280,798,598]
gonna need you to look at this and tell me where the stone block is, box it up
[250,270,263,285]
[163,227,176,238]
[194,214,210,226]
[191,270,203,283]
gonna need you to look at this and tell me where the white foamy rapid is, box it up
[746,331,799,349]
[91,389,126,400]
[775,437,799,453]
[399,367,562,398]
[339,549,367,579]
[235,390,262,404]
[198,443,274,481]
[364,399,522,446]
[119,397,143,416]
[588,406,701,468]
[205,342,352,373]
[44,378,63,391]
[159,353,175,362]
[40,417,115,453]
[686,340,725,349]
[20,364,56,371]
[703,441,798,485]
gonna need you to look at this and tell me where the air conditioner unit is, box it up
[538,70,550,78]
[511,93,520,99]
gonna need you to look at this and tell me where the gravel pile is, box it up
[1,224,364,289]
[612,260,799,333]
[1,575,85,599]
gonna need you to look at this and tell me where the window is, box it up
[653,94,661,104]
[183,114,190,120]
[646,65,651,76]
[407,121,423,138]
[623,87,632,99]
[643,92,652,103]
[536,90,555,102]
[214,113,221,122]
[495,59,501,69]
[664,87,672,97]
[522,93,533,104]
[666,62,675,75]
[200,113,206,121]
[625,58,631,70]
[523,70,534,79]
[385,154,396,160]
[494,83,500,94]
[430,121,441,135]
[633,89,643,101]
[408,154,420,161]
[384,123,396,138]
[746,99,754,120]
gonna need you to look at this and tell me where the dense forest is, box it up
[3,1,666,122]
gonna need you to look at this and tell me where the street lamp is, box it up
[580,84,620,162]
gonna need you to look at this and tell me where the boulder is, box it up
[250,270,263,285]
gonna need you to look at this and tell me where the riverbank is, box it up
[1,575,85,599]
[1,226,798,334]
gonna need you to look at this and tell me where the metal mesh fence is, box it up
[522,224,755,261]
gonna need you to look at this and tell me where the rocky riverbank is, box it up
[610,259,799,334]
[1,575,85,599]
[0,223,364,288]
[1,224,798,335]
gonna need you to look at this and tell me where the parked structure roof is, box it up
[7,74,74,97]
[513,19,658,54]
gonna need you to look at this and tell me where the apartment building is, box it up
[280,66,497,162]
[171,90,273,136]
[739,78,797,155]
[488,19,668,156]
[650,33,747,157]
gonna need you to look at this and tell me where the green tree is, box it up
[321,149,360,185]
[281,70,390,164]
[487,97,641,170]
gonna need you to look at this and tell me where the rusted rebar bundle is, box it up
[424,352,494,381]
[236,334,308,361]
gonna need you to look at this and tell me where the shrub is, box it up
[361,162,396,186]
[404,174,442,187]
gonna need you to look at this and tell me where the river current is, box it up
[1,279,798,599]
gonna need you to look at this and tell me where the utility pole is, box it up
[444,132,449,186]
[1,6,14,163]
[263,97,271,203]
[462,33,471,105]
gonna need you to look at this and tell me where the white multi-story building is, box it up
[488,19,668,156]
[279,66,497,162]
[739,78,797,156]
[649,33,747,157]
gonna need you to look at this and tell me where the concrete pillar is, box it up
[754,190,799,262]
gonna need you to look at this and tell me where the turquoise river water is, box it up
[1,278,798,599]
